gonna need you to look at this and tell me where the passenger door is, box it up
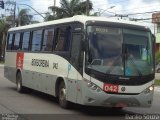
[67,33,82,103]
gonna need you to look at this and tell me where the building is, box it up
[152,12,160,53]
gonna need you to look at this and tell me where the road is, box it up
[0,67,160,120]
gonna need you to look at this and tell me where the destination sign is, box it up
[96,28,108,33]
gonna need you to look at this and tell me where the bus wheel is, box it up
[58,81,69,108]
[16,72,24,93]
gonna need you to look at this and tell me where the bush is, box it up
[155,52,160,65]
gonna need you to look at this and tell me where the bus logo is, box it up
[16,52,24,69]
[121,87,126,92]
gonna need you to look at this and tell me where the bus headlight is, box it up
[149,86,154,91]
[86,81,102,92]
[87,82,93,87]
[144,85,154,94]
[92,85,97,90]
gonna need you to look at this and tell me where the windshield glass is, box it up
[123,29,153,76]
[87,26,123,75]
[86,26,154,76]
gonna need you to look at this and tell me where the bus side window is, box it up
[42,28,54,51]
[31,30,43,51]
[22,32,30,51]
[7,33,14,50]
[71,33,82,70]
[13,33,21,50]
[55,26,71,51]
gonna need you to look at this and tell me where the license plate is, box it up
[103,84,119,93]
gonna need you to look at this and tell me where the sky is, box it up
[1,0,160,32]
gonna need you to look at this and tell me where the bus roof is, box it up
[8,15,148,32]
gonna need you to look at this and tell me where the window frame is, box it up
[13,32,21,50]
[22,31,31,51]
[7,33,14,50]
[42,28,55,52]
[54,25,71,52]
[31,29,43,52]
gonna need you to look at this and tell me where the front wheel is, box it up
[16,72,25,93]
[58,81,70,108]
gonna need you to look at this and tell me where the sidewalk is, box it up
[155,86,160,92]
[0,64,4,68]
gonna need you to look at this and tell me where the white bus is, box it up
[4,15,155,108]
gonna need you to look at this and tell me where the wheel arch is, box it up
[55,77,67,97]
[16,69,22,81]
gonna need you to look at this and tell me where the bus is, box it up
[4,15,155,108]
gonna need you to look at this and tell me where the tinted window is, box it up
[7,33,13,50]
[42,28,54,51]
[13,33,21,50]
[31,30,43,51]
[55,26,71,51]
[22,32,30,50]
[87,26,123,75]
[71,34,82,69]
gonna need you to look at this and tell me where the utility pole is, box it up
[86,0,89,16]
[13,1,16,26]
[17,6,20,26]
[5,0,17,27]
[54,0,56,7]
[53,0,56,15]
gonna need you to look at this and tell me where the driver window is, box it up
[55,26,71,51]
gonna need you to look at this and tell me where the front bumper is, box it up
[80,80,154,107]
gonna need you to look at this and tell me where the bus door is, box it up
[67,33,83,103]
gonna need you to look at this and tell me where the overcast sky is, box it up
[12,0,160,19]
[2,0,160,32]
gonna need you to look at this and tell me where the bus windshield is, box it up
[86,26,154,76]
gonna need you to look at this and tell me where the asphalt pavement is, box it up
[0,67,160,120]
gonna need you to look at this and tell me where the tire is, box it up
[58,81,70,108]
[16,72,25,93]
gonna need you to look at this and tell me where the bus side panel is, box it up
[22,53,70,96]
[21,53,56,95]
[67,66,78,103]
[4,52,17,83]
[21,70,30,88]
[4,51,84,104]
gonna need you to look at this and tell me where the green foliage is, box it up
[18,9,33,26]
[45,0,93,21]
[0,19,10,61]
[154,80,160,86]
[0,19,10,33]
[0,61,4,64]
[155,52,160,65]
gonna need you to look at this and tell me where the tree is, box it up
[0,19,10,61]
[46,0,93,21]
[156,52,160,65]
[18,9,33,26]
